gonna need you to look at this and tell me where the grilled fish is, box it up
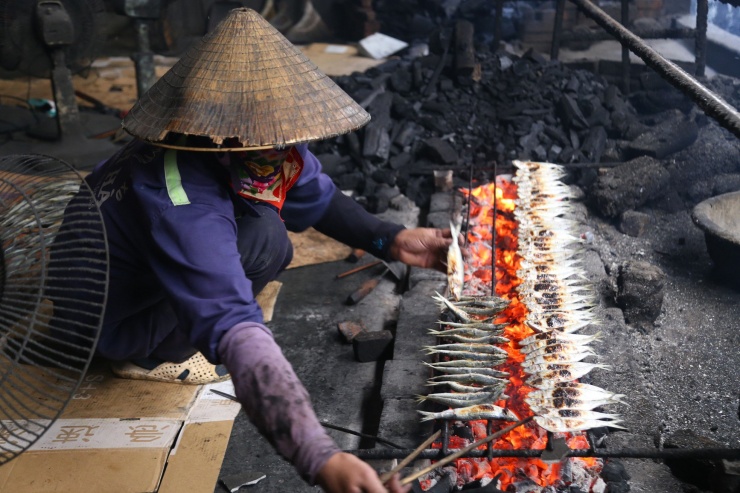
[447,221,465,301]
[418,404,519,422]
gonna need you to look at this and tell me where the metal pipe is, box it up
[491,161,497,297]
[620,0,630,94]
[695,0,709,77]
[559,26,696,42]
[567,0,740,140]
[551,0,567,61]
[493,0,504,49]
[348,446,740,461]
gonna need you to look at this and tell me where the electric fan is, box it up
[0,154,108,464]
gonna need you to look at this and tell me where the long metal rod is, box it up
[551,0,567,61]
[491,162,497,296]
[348,446,740,461]
[559,26,696,42]
[621,0,630,94]
[493,0,504,49]
[695,0,709,77]
[567,0,740,140]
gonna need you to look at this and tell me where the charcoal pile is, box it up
[310,31,649,210]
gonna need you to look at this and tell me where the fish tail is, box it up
[417,411,436,422]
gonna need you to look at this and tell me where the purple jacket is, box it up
[62,139,403,483]
[84,140,334,362]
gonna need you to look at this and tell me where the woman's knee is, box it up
[236,206,293,281]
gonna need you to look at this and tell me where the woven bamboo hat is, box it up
[122,8,370,151]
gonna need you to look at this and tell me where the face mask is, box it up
[230,147,293,195]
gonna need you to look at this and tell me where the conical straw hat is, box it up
[122,8,370,150]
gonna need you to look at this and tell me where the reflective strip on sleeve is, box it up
[164,149,191,206]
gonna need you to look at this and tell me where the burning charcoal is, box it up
[420,469,458,493]
[589,156,670,218]
[510,478,541,492]
[462,480,504,492]
[452,422,474,441]
[617,260,665,331]
[619,210,652,238]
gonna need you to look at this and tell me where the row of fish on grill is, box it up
[513,160,625,432]
[416,160,626,434]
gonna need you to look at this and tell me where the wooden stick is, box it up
[335,260,382,279]
[400,416,534,486]
[379,430,442,484]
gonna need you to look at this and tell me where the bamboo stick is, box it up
[379,430,441,484]
[399,416,534,486]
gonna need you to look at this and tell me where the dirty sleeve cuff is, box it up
[217,322,341,484]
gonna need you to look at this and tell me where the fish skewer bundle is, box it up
[513,160,625,433]
[414,224,518,422]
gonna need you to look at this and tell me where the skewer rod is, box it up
[567,0,740,139]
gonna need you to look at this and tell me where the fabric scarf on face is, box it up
[227,147,304,211]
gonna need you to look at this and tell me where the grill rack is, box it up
[347,417,740,461]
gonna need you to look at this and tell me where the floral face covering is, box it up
[228,146,304,211]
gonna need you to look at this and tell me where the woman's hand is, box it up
[315,452,411,493]
[389,227,455,272]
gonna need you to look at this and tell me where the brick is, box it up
[353,330,394,362]
[337,320,367,343]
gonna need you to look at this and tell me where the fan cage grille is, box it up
[0,154,108,464]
